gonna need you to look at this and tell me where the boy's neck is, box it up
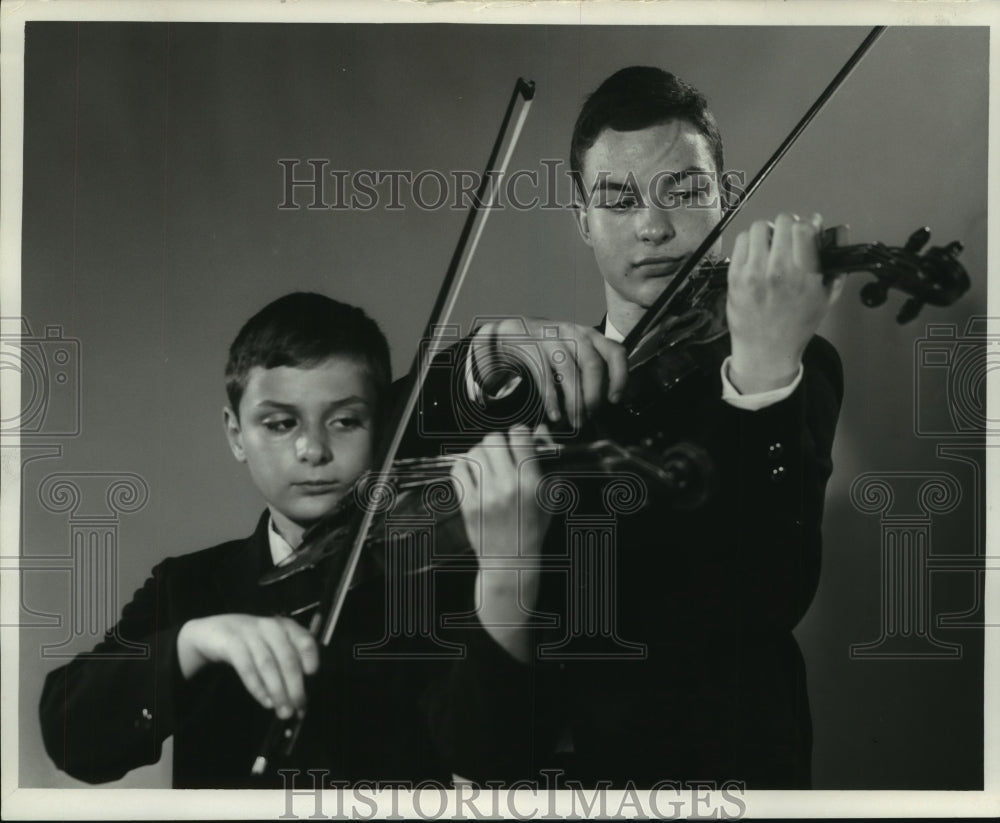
[268,509,305,550]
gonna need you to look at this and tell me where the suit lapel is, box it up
[212,510,273,615]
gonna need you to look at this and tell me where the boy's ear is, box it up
[222,406,247,463]
[573,201,593,247]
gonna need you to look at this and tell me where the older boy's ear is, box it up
[222,406,246,462]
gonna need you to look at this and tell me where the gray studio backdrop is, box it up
[16,23,988,789]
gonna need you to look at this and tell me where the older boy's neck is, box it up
[605,294,645,340]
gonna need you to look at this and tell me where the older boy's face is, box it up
[224,357,377,543]
[574,119,723,327]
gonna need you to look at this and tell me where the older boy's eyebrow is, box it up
[671,166,714,181]
[588,166,713,198]
[587,179,641,205]
[593,180,627,193]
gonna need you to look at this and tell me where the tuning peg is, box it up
[904,227,931,253]
[896,297,924,324]
[860,280,889,307]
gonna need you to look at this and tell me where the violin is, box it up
[618,224,970,422]
[258,437,715,600]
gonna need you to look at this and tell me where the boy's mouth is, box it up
[295,480,342,495]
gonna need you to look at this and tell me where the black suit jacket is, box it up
[38,511,451,788]
[421,332,843,789]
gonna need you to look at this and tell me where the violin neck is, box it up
[695,241,884,293]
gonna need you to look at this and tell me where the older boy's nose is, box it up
[636,206,675,244]
[294,429,332,464]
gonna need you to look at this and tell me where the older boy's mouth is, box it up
[632,255,685,276]
[632,255,685,277]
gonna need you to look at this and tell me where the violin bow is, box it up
[252,78,536,776]
[623,26,886,366]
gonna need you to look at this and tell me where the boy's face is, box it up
[224,357,378,543]
[574,119,723,325]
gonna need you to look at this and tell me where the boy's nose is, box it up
[294,429,332,464]
[636,206,675,244]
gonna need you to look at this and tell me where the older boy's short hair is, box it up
[225,292,391,415]
[570,66,725,187]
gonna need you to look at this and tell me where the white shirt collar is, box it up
[604,316,625,343]
[267,517,296,566]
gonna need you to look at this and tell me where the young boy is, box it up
[38,292,471,788]
[429,67,845,789]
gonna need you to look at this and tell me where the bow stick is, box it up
[251,78,536,776]
[624,26,887,366]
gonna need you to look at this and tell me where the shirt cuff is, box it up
[720,356,803,410]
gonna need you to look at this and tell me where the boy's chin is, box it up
[289,495,348,528]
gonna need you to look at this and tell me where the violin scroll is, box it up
[827,225,970,323]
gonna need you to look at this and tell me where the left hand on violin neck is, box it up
[725,212,846,393]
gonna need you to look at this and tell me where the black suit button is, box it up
[768,442,784,460]
[770,466,785,483]
[134,707,153,730]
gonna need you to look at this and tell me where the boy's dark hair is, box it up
[225,292,391,415]
[570,66,724,190]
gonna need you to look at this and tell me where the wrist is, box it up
[176,619,206,679]
[477,570,540,621]
[728,345,801,394]
[475,571,537,664]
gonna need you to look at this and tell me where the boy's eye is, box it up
[330,415,364,431]
[262,417,296,433]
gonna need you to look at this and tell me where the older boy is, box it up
[431,67,845,788]
[38,292,500,788]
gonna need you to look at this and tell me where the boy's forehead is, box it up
[580,119,715,184]
[241,357,376,405]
